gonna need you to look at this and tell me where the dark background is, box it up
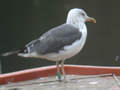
[0,0,120,73]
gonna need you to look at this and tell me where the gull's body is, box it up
[2,8,96,81]
[20,23,87,61]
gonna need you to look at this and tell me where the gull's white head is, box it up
[66,8,96,26]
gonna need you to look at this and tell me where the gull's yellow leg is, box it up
[61,60,66,81]
[56,61,61,81]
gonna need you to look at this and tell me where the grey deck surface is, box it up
[1,74,120,90]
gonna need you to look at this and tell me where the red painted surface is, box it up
[0,65,120,85]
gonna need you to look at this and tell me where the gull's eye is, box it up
[81,13,85,16]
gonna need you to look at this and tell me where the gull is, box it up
[1,8,96,81]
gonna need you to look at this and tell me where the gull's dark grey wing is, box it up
[26,24,82,55]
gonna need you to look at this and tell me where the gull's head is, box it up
[66,8,96,24]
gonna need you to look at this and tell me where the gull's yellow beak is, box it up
[86,17,96,23]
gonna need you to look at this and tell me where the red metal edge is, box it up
[0,65,120,85]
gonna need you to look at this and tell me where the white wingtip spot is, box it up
[18,52,39,58]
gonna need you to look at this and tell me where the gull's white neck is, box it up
[66,13,87,44]
[66,14,87,33]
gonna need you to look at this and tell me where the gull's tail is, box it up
[1,47,27,57]
[1,50,21,56]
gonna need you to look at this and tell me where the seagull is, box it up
[1,8,96,81]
